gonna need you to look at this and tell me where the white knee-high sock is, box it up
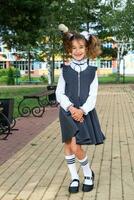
[65,154,79,187]
[78,155,93,185]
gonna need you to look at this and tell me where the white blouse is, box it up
[56,59,98,115]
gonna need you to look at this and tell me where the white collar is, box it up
[71,58,87,65]
[70,58,88,72]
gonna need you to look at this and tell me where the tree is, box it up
[0,0,53,81]
[7,67,15,85]
[2,0,128,84]
[70,0,101,32]
[99,0,134,81]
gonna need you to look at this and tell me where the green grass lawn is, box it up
[0,87,48,118]
[98,75,134,84]
[55,74,134,84]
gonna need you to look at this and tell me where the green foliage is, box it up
[0,0,133,52]
[101,46,117,58]
[0,0,59,83]
[14,68,21,78]
[0,0,47,50]
[40,75,48,84]
[7,67,15,85]
[99,0,134,41]
[0,67,21,85]
[0,76,8,84]
[0,69,8,76]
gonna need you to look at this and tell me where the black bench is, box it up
[0,106,11,140]
[0,99,16,139]
[18,89,58,117]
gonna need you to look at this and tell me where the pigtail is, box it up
[58,24,74,56]
[87,35,102,59]
[62,33,72,55]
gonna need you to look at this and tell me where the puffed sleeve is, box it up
[56,68,73,111]
[80,73,98,115]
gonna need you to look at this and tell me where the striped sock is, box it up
[78,155,93,185]
[65,154,79,187]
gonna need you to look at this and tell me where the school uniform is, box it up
[56,59,105,145]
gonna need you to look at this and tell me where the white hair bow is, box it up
[58,24,69,33]
[58,24,74,38]
[80,31,91,40]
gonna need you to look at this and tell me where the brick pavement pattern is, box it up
[0,84,134,200]
[0,106,58,165]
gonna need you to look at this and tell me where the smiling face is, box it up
[71,39,87,61]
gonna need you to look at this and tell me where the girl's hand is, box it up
[68,106,84,122]
[70,107,84,122]
[78,116,84,123]
[73,115,84,123]
[68,106,78,115]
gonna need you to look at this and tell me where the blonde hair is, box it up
[63,32,102,59]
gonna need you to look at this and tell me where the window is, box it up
[0,61,6,68]
[100,60,112,68]
[13,60,34,70]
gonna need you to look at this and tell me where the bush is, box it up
[0,76,8,84]
[14,68,21,78]
[0,68,8,76]
[40,75,48,83]
[7,67,15,85]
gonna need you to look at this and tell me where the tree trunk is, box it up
[52,54,55,84]
[86,22,90,32]
[47,56,52,85]
[116,45,121,82]
[28,50,31,82]
[51,35,55,84]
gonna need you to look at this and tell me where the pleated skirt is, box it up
[59,107,105,145]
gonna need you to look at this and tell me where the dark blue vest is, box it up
[62,64,97,108]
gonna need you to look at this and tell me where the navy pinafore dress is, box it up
[59,64,105,145]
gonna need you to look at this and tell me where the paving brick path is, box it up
[0,106,58,165]
[0,84,134,200]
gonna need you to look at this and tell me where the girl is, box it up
[56,24,105,193]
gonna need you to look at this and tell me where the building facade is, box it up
[0,40,133,77]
